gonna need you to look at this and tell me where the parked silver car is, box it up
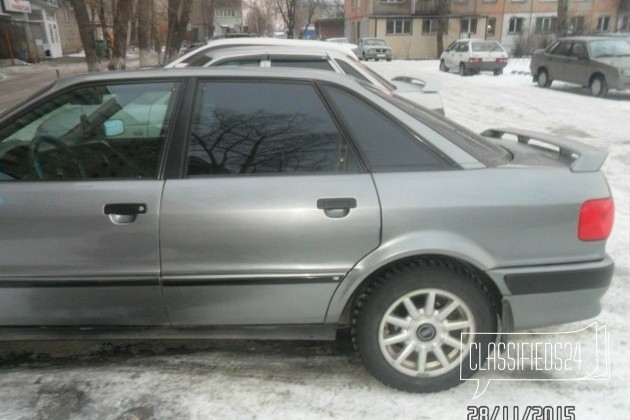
[165,40,444,114]
[355,38,394,61]
[530,36,630,96]
[0,68,614,393]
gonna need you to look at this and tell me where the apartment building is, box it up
[345,0,623,59]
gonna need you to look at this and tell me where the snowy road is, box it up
[0,59,628,419]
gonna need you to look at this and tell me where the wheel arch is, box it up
[326,243,505,328]
[589,71,606,85]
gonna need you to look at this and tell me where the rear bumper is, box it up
[467,61,507,71]
[487,257,614,331]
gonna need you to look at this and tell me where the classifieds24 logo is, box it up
[461,322,610,399]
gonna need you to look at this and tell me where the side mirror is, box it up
[104,119,125,137]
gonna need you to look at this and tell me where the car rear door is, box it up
[159,79,381,326]
[0,79,182,326]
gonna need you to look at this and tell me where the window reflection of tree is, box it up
[189,108,341,174]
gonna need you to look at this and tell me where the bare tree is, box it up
[275,0,297,38]
[138,0,152,66]
[297,0,323,38]
[68,0,101,71]
[244,0,276,36]
[164,0,193,62]
[108,0,135,69]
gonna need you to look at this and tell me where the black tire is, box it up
[386,58,392,62]
[459,62,469,76]
[439,60,448,72]
[353,259,497,393]
[537,69,552,88]
[589,75,608,97]
[493,68,503,76]
[375,58,379,62]
[361,52,365,61]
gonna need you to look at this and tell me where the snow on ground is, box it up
[0,59,628,419]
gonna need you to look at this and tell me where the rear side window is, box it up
[213,58,262,67]
[335,59,370,83]
[471,42,504,52]
[187,82,359,175]
[323,86,451,172]
[269,58,334,71]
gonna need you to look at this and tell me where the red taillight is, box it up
[469,57,482,63]
[578,198,614,241]
[496,57,508,63]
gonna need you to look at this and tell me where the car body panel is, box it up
[0,68,614,340]
[160,175,381,325]
[0,180,167,325]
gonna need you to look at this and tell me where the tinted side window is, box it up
[213,58,262,67]
[456,42,469,52]
[269,58,334,71]
[551,42,571,56]
[0,82,177,181]
[335,59,370,82]
[187,82,358,175]
[323,86,451,172]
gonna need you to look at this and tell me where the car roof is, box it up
[169,37,357,66]
[40,67,365,94]
[193,44,357,62]
[557,36,619,42]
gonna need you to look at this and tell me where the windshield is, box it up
[471,41,504,53]
[365,39,387,46]
[361,83,511,167]
[588,39,630,58]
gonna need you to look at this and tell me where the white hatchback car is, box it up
[440,39,509,76]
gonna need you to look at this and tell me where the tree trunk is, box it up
[68,0,101,72]
[164,0,193,62]
[436,16,446,58]
[109,0,135,70]
[151,0,164,64]
[556,0,569,37]
[138,0,152,66]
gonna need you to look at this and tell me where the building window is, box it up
[569,16,585,34]
[381,0,403,3]
[386,19,412,35]
[422,18,447,35]
[215,9,237,18]
[460,18,477,34]
[486,18,496,36]
[597,16,610,32]
[351,0,357,7]
[508,17,524,34]
[535,17,557,34]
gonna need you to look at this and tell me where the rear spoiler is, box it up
[391,76,439,93]
[481,128,608,172]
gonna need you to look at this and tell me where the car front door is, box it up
[564,41,590,85]
[160,80,381,326]
[0,80,181,326]
[546,41,572,81]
